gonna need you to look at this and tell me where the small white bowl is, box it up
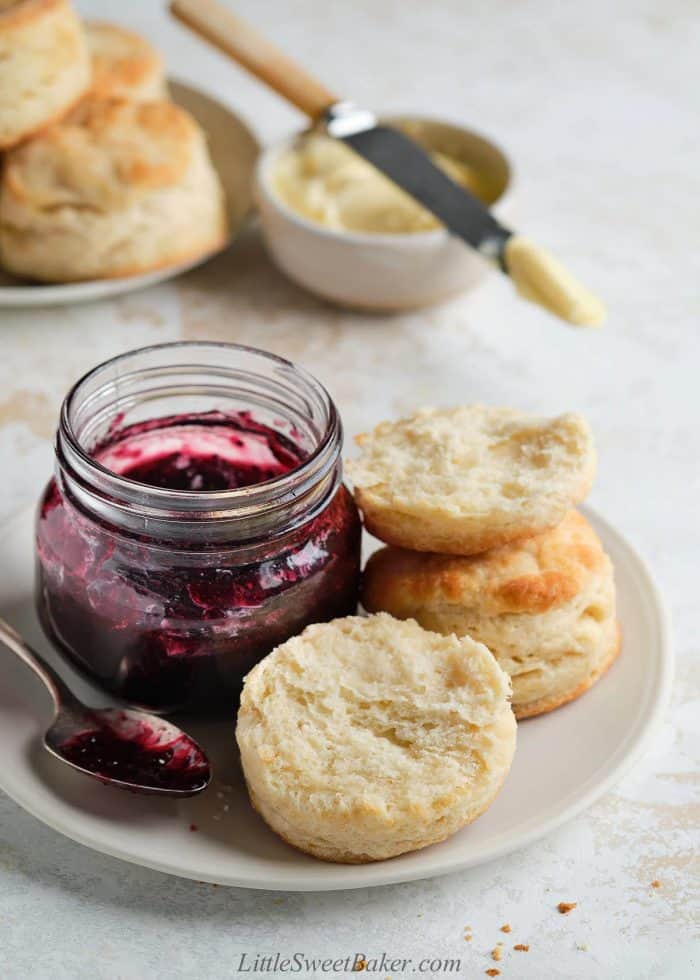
[255,116,515,311]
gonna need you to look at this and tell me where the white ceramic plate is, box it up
[0,505,671,891]
[0,81,259,308]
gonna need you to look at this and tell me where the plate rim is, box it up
[0,504,673,891]
[0,78,259,309]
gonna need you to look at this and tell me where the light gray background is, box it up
[0,1,698,977]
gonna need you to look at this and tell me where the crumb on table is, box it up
[491,947,502,961]
[514,943,530,952]
[500,923,511,933]
[651,879,661,889]
[558,901,577,914]
[485,970,500,978]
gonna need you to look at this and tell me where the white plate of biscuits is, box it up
[0,405,672,891]
[0,6,258,307]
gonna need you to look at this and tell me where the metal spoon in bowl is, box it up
[0,616,211,797]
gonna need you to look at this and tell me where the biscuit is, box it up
[0,97,228,282]
[347,405,596,555]
[0,0,91,149]
[86,21,168,101]
[362,511,619,719]
[236,613,516,863]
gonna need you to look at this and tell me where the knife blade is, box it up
[324,101,604,325]
[325,102,512,267]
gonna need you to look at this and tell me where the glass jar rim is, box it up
[56,341,343,543]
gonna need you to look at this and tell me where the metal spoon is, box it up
[0,616,211,797]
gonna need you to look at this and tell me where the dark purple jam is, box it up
[59,716,209,793]
[96,411,306,491]
[36,412,361,712]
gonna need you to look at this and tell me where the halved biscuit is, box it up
[236,613,516,863]
[0,0,91,150]
[347,405,596,555]
[0,97,228,282]
[362,511,619,719]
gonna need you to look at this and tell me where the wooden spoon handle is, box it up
[170,0,337,119]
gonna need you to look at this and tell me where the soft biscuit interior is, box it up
[238,614,513,803]
[349,406,595,519]
[236,614,517,861]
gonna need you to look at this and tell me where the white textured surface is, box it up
[0,1,698,978]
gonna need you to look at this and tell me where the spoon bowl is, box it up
[45,706,211,797]
[0,616,211,797]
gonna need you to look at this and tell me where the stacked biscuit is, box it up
[0,2,227,281]
[236,406,619,864]
[351,405,620,720]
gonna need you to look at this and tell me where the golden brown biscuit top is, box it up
[0,0,63,26]
[3,99,197,209]
[86,21,163,98]
[362,510,607,617]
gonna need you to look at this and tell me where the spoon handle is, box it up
[0,615,70,711]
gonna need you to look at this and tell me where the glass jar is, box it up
[35,342,362,713]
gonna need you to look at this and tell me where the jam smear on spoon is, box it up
[59,714,210,793]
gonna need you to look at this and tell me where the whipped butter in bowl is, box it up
[256,117,514,310]
[272,132,499,235]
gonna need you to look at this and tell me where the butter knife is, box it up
[171,0,604,327]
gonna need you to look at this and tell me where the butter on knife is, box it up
[504,237,606,327]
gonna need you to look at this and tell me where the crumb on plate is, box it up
[558,901,577,914]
